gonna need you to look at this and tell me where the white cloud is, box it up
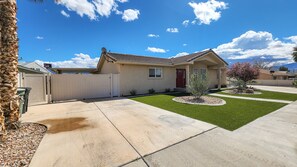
[183,43,187,46]
[286,36,297,44]
[61,10,70,17]
[189,0,228,25]
[166,28,179,33]
[57,0,97,20]
[36,36,44,40]
[35,53,99,68]
[146,47,167,53]
[57,0,139,21]
[175,52,189,57]
[148,34,160,38]
[213,30,296,65]
[122,9,140,22]
[113,3,123,15]
[182,20,190,27]
[117,0,128,2]
[93,0,116,17]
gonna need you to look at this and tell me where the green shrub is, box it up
[130,89,137,96]
[165,88,171,92]
[148,88,155,94]
[293,80,297,88]
[187,72,209,99]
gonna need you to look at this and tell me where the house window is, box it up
[149,67,162,78]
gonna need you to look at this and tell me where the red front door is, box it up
[176,69,186,88]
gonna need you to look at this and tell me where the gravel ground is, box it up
[173,96,225,106]
[0,123,47,167]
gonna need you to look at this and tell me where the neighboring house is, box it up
[51,68,97,74]
[18,64,45,87]
[19,62,53,74]
[95,48,228,95]
[257,69,291,80]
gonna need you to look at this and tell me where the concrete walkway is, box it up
[252,85,297,94]
[23,98,297,167]
[210,93,293,103]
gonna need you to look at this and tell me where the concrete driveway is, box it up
[22,98,297,167]
[22,98,215,167]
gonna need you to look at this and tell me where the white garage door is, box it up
[51,74,119,102]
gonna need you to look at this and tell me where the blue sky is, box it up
[18,0,297,68]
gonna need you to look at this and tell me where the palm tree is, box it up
[0,0,20,140]
[293,47,297,62]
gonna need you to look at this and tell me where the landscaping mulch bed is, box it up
[0,123,47,167]
[173,96,226,106]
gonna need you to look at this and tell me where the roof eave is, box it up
[115,61,173,67]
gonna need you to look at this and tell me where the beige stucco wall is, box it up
[221,69,227,86]
[99,55,228,95]
[258,71,288,80]
[100,60,120,74]
[258,72,273,80]
[119,64,176,95]
[208,69,217,88]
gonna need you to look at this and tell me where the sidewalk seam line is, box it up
[143,126,217,158]
[94,103,150,167]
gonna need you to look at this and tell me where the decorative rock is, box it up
[245,88,254,94]
[173,96,226,106]
[223,89,261,95]
[0,123,47,167]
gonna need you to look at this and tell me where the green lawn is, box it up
[218,90,297,101]
[131,93,286,131]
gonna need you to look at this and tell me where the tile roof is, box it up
[106,50,213,66]
[107,53,173,65]
[170,50,210,64]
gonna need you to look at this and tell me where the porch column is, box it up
[186,65,190,91]
[218,67,222,89]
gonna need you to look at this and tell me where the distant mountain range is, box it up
[273,63,297,72]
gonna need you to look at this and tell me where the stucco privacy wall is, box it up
[119,64,176,95]
[100,60,120,74]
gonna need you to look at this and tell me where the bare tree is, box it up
[252,58,273,70]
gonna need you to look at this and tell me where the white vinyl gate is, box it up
[51,74,120,102]
[22,74,48,105]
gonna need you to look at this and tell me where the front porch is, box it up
[175,52,227,90]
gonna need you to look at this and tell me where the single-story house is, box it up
[257,69,290,80]
[95,48,228,96]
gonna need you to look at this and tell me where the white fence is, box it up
[51,74,120,102]
[253,79,295,87]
